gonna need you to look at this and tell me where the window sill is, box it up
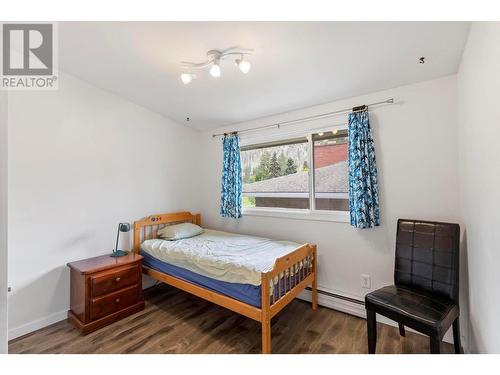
[242,207,350,223]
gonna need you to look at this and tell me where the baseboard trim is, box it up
[8,309,67,341]
[8,283,157,342]
[300,287,366,318]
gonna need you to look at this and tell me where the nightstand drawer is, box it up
[89,285,140,321]
[90,264,140,297]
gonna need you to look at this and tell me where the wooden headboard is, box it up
[133,211,201,253]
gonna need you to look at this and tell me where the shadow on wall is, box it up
[460,229,472,353]
[8,265,69,339]
[356,112,393,258]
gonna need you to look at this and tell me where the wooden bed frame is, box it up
[133,211,318,354]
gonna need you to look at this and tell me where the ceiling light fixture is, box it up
[180,47,253,84]
[180,72,195,85]
[235,55,251,74]
[210,59,221,78]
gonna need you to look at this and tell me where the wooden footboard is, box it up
[133,212,317,354]
[261,243,318,353]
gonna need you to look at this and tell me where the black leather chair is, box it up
[365,219,461,354]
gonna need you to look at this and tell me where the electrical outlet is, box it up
[361,274,371,289]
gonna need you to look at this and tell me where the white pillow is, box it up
[157,222,204,240]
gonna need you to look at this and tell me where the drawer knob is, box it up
[115,298,120,303]
[115,277,121,282]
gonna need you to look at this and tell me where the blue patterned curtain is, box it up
[220,133,242,218]
[348,110,380,228]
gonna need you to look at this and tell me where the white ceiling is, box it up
[59,22,470,130]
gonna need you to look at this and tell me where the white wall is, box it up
[457,22,500,354]
[0,91,8,352]
[7,72,201,339]
[199,75,462,340]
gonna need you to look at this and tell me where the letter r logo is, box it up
[2,24,53,76]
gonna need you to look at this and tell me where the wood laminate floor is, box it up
[9,284,454,354]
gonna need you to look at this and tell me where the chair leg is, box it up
[430,336,441,354]
[366,309,377,354]
[398,323,405,337]
[453,317,462,354]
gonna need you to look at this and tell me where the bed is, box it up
[133,212,317,354]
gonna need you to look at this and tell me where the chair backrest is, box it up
[394,219,460,303]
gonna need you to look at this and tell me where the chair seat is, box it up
[365,285,459,336]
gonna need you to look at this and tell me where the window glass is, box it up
[312,129,349,211]
[241,138,309,209]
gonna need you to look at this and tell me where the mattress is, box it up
[140,250,303,308]
[140,229,301,286]
[140,250,263,307]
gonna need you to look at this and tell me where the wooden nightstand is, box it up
[67,253,144,334]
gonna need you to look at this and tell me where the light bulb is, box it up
[237,58,251,74]
[180,73,193,84]
[210,62,221,78]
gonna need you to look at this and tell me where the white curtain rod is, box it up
[212,98,395,138]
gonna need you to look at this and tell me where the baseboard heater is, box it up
[305,286,365,306]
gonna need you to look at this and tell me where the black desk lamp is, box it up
[111,222,131,257]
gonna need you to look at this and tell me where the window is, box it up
[241,128,349,216]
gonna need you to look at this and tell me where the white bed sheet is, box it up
[140,229,301,286]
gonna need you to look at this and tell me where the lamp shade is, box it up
[210,62,221,78]
[111,222,131,257]
[237,59,251,74]
[119,223,130,232]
